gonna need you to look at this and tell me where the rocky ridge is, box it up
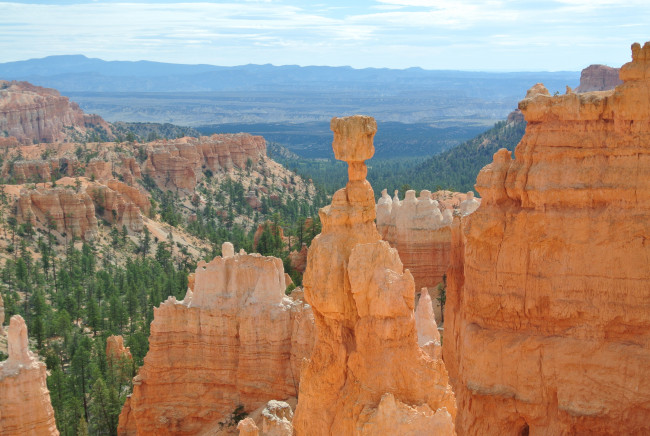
[292,115,456,435]
[0,80,112,144]
[444,42,650,435]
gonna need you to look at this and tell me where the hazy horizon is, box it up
[0,53,585,73]
[1,1,648,72]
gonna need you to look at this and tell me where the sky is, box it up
[1,0,649,71]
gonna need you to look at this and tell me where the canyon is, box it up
[2,39,650,436]
[444,42,650,435]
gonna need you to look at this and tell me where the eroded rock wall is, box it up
[574,64,622,92]
[18,187,98,240]
[376,188,456,292]
[444,42,650,435]
[117,243,314,436]
[0,315,59,435]
[292,115,456,435]
[143,134,266,191]
[0,80,112,144]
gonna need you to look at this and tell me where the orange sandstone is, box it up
[444,42,650,435]
[143,134,266,191]
[0,315,59,435]
[0,80,112,144]
[292,115,456,435]
[118,243,314,435]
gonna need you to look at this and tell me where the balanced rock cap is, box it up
[330,115,377,163]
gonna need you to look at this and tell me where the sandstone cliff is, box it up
[444,42,650,435]
[118,243,314,435]
[0,315,59,435]
[16,178,149,239]
[0,80,112,144]
[17,186,98,240]
[574,64,622,92]
[88,180,148,232]
[143,134,266,191]
[292,115,456,435]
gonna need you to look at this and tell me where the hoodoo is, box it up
[117,243,314,435]
[0,315,59,436]
[444,42,650,435]
[292,115,456,435]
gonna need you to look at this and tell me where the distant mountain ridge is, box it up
[0,54,579,94]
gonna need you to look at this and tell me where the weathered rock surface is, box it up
[261,400,293,436]
[237,418,260,436]
[574,64,622,92]
[288,244,308,274]
[88,180,148,232]
[415,290,441,360]
[106,335,133,362]
[0,315,59,435]
[17,186,98,240]
[377,188,454,292]
[118,243,315,436]
[292,115,456,435]
[106,180,151,217]
[0,80,112,144]
[15,177,148,238]
[444,42,650,435]
[9,157,80,183]
[143,134,266,191]
[376,187,480,316]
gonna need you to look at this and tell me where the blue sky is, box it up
[1,0,648,71]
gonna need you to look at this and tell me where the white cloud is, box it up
[0,0,648,70]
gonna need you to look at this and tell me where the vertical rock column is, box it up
[292,115,456,435]
[0,315,59,436]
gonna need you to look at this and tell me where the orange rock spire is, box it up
[292,115,456,435]
[0,315,59,435]
[444,42,650,435]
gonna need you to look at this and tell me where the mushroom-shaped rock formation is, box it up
[292,115,456,435]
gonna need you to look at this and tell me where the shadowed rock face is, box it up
[444,42,650,436]
[0,80,112,144]
[0,315,59,436]
[574,64,622,93]
[292,115,456,435]
[117,243,314,436]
